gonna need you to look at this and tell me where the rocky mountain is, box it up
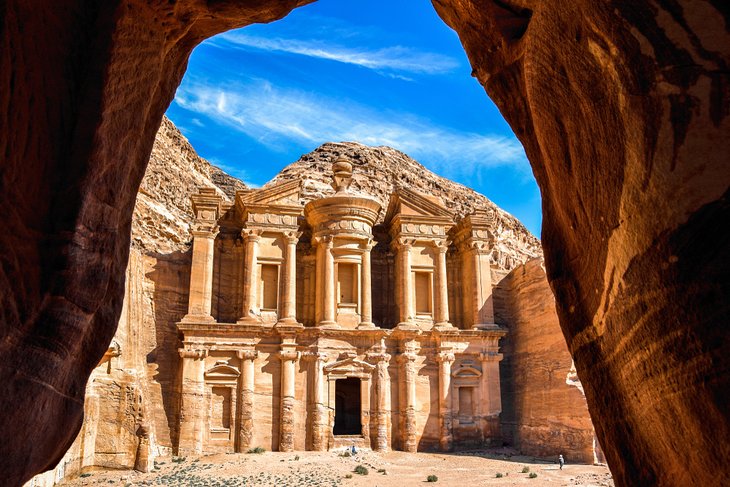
[131,116,246,254]
[268,142,542,277]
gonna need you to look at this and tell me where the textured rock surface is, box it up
[2,1,728,485]
[494,259,595,464]
[270,142,541,280]
[432,1,730,485]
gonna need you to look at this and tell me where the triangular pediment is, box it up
[324,357,375,375]
[385,186,452,223]
[237,179,302,208]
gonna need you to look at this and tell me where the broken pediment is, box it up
[236,179,302,208]
[384,186,453,227]
[452,365,482,378]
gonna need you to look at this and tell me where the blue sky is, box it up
[166,0,542,236]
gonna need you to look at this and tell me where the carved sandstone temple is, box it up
[177,157,506,454]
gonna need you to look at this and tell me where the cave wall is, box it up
[494,259,595,464]
[1,0,728,485]
[432,1,730,485]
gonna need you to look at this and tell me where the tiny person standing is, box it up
[558,454,565,470]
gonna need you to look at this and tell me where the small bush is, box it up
[354,465,368,475]
[521,466,530,473]
[427,474,438,482]
[294,455,300,461]
[340,450,351,457]
[247,446,266,454]
[495,473,503,478]
[378,468,386,473]
[345,474,353,479]
[80,473,92,478]
[529,472,538,478]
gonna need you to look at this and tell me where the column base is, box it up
[237,314,262,325]
[395,321,420,331]
[317,321,340,329]
[472,322,501,330]
[275,318,304,330]
[433,322,455,331]
[181,314,216,324]
[357,321,377,330]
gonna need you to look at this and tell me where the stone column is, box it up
[433,241,452,328]
[397,343,418,452]
[182,226,219,322]
[358,240,375,328]
[368,351,392,451]
[278,348,300,451]
[239,229,261,323]
[177,349,208,454]
[435,350,455,451]
[319,236,337,327]
[465,240,495,329]
[278,231,301,326]
[237,349,258,452]
[395,238,416,328]
[304,352,328,451]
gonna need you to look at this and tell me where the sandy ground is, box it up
[60,450,613,487]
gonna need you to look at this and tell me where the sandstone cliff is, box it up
[269,142,542,279]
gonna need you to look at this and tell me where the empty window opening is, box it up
[414,271,432,314]
[337,263,357,305]
[211,386,231,430]
[333,377,361,435]
[459,386,475,418]
[260,264,279,310]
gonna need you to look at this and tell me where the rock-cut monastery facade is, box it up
[178,157,506,454]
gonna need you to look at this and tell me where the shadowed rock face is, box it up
[0,0,727,485]
[432,1,730,485]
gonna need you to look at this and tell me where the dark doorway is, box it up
[333,377,362,435]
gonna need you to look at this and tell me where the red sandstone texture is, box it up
[433,1,730,485]
[494,259,595,464]
[0,1,728,486]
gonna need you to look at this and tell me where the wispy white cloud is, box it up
[174,79,529,180]
[216,32,459,76]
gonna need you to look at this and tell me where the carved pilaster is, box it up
[239,228,262,323]
[397,349,418,452]
[236,349,258,452]
[435,350,456,451]
[303,351,328,451]
[367,350,392,451]
[278,349,300,451]
[177,348,208,454]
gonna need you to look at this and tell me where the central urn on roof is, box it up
[304,156,381,329]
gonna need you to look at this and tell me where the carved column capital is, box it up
[278,350,300,362]
[367,352,392,364]
[435,352,455,364]
[241,228,262,242]
[392,237,415,252]
[283,230,303,245]
[190,222,219,239]
[396,352,417,364]
[302,351,328,362]
[179,348,208,359]
[313,234,334,248]
[237,349,259,361]
[432,239,450,253]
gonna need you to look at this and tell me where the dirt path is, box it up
[60,450,613,487]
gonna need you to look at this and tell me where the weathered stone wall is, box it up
[495,259,594,464]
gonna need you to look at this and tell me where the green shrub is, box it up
[345,474,353,479]
[354,465,368,475]
[80,473,92,478]
[495,473,503,478]
[521,466,530,473]
[294,455,300,461]
[427,474,438,482]
[529,472,538,478]
[340,450,351,457]
[247,446,266,454]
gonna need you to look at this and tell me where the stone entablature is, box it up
[177,157,506,454]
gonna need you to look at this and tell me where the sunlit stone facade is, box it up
[177,158,505,454]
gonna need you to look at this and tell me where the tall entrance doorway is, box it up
[333,377,362,435]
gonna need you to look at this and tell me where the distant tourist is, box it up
[559,454,565,470]
[351,444,357,455]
